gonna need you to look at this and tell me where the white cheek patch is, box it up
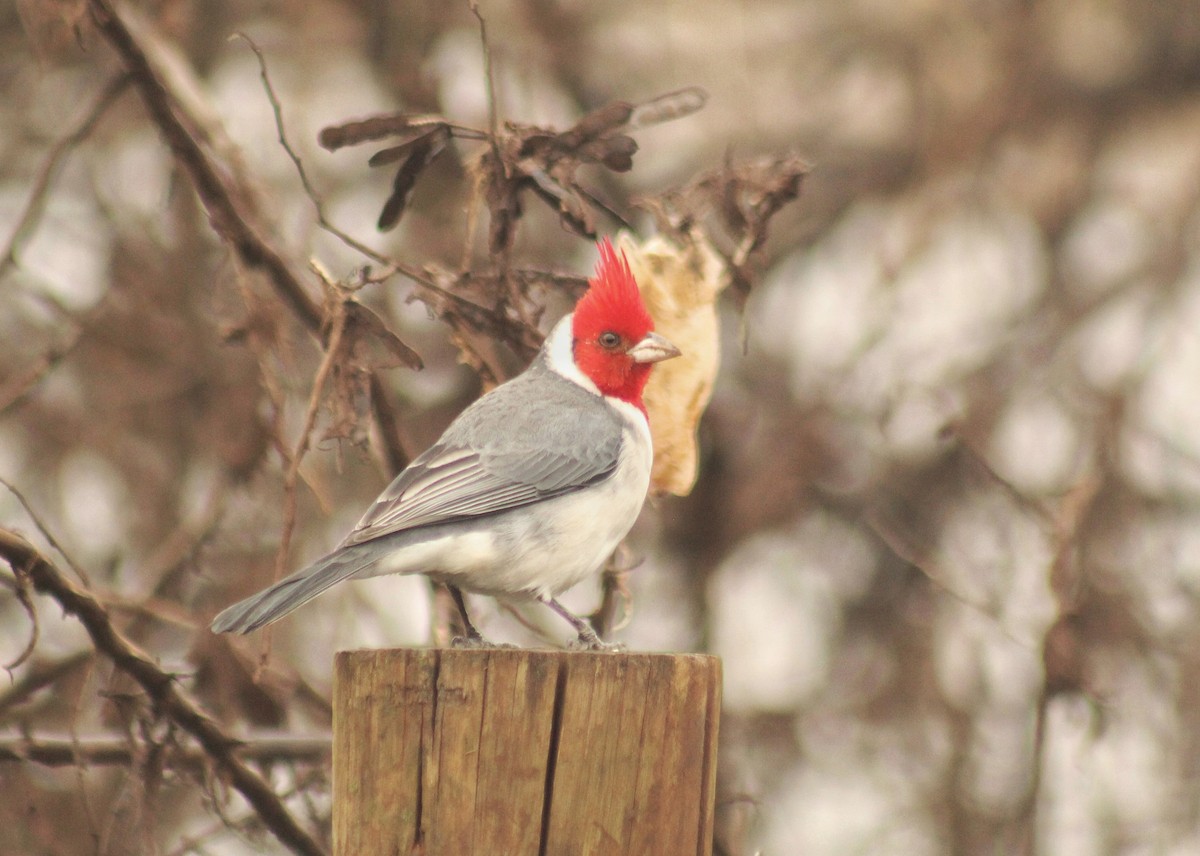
[545,314,601,395]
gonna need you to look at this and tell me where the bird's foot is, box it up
[450,633,515,649]
[568,632,625,652]
[540,595,623,652]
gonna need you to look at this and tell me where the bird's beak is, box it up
[627,331,682,364]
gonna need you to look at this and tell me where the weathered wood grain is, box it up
[333,648,721,856]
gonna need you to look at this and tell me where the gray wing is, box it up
[342,364,624,547]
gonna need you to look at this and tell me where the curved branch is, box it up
[0,529,325,856]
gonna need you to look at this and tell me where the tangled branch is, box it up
[85,0,413,477]
[0,529,325,856]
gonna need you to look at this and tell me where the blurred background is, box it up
[4,0,1200,853]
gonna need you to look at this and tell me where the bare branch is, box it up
[0,326,84,416]
[0,74,129,277]
[0,477,92,587]
[255,269,354,670]
[469,1,500,144]
[235,33,408,272]
[3,571,38,673]
[86,3,419,505]
[86,0,322,330]
[0,732,330,768]
[0,529,326,856]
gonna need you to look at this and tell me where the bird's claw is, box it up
[569,635,625,652]
[450,634,515,649]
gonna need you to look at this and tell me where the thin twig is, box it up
[234,33,407,274]
[257,266,353,674]
[165,772,326,856]
[468,1,500,143]
[0,651,93,719]
[0,326,84,416]
[3,572,38,673]
[0,477,92,587]
[235,31,416,476]
[0,732,331,768]
[863,505,1026,648]
[0,75,129,277]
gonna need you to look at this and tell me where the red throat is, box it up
[571,240,655,415]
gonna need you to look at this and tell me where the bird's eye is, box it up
[598,331,621,349]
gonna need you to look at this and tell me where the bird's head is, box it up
[571,239,681,415]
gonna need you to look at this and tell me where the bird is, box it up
[210,238,680,649]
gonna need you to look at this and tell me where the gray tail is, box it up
[209,545,376,634]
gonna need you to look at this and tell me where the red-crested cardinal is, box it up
[210,239,680,649]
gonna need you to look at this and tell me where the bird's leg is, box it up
[447,585,495,648]
[540,595,624,652]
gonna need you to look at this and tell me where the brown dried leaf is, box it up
[734,152,809,232]
[516,129,558,160]
[618,231,729,496]
[528,169,594,238]
[557,101,634,149]
[414,267,533,383]
[643,151,809,305]
[578,135,638,171]
[480,150,524,256]
[342,302,424,370]
[488,204,518,256]
[367,124,451,167]
[377,126,451,231]
[324,359,372,447]
[317,113,447,151]
[629,87,709,129]
[316,297,422,447]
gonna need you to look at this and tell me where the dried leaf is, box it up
[643,151,809,305]
[749,154,808,221]
[343,302,424,370]
[557,101,633,149]
[415,266,537,380]
[578,135,638,171]
[377,126,451,231]
[312,293,423,448]
[629,87,709,129]
[528,168,594,238]
[480,150,524,256]
[367,124,451,167]
[516,130,557,160]
[318,113,446,151]
[324,354,371,448]
[619,231,729,496]
[488,204,518,256]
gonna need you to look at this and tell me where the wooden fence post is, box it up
[333,648,721,856]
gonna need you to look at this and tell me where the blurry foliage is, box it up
[2,0,1200,855]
